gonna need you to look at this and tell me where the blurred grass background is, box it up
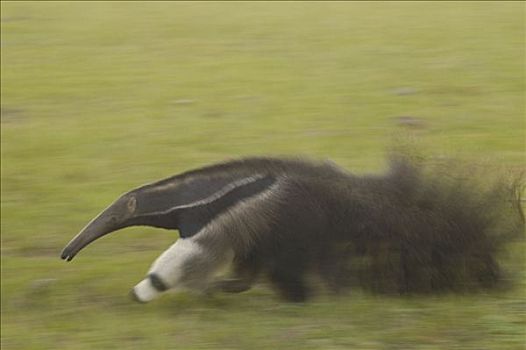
[1,2,525,349]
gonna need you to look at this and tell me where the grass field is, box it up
[1,2,525,349]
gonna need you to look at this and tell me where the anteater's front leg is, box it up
[131,232,234,303]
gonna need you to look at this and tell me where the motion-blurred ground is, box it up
[1,2,524,349]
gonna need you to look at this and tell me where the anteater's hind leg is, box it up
[268,251,310,302]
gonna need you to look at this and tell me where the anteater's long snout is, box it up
[61,210,121,261]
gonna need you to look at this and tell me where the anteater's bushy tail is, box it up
[344,154,524,294]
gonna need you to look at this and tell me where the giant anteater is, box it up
[61,156,524,302]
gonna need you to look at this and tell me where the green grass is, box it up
[1,2,525,349]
